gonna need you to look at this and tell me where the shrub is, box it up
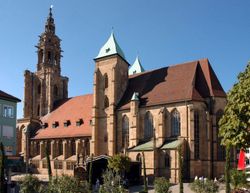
[98,169,126,193]
[45,175,90,193]
[189,179,219,193]
[230,169,249,190]
[154,177,172,193]
[19,174,42,193]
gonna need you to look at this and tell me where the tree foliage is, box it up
[190,179,219,193]
[45,175,90,193]
[19,174,42,193]
[219,63,250,148]
[154,177,172,193]
[108,154,130,175]
[98,169,126,193]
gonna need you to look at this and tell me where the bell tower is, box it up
[23,7,68,119]
[91,32,129,156]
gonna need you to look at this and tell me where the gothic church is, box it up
[17,8,232,183]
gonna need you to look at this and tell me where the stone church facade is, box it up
[17,8,234,183]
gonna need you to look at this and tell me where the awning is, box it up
[160,139,183,150]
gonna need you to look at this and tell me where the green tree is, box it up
[219,63,250,148]
[0,142,5,193]
[45,144,52,181]
[108,154,130,176]
[19,174,41,193]
[219,64,250,193]
[178,146,183,193]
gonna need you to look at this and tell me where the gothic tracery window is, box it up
[171,109,180,137]
[54,85,58,97]
[37,105,40,117]
[122,115,129,148]
[58,140,63,155]
[71,140,76,155]
[144,111,154,140]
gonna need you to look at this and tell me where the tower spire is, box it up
[45,5,55,34]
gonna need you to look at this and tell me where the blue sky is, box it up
[0,1,249,118]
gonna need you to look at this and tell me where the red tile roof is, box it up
[0,90,21,102]
[118,58,225,110]
[32,58,225,139]
[32,94,93,139]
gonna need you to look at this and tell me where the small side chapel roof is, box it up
[96,32,125,60]
[129,56,145,75]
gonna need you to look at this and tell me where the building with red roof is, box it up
[17,8,232,182]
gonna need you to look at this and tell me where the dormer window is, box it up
[42,123,48,129]
[52,121,59,128]
[76,119,83,126]
[64,120,70,127]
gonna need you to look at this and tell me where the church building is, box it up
[17,8,232,183]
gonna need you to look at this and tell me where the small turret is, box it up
[129,56,145,75]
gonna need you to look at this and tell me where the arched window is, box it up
[39,49,43,63]
[71,140,76,155]
[58,140,63,155]
[216,110,225,161]
[171,109,180,136]
[122,115,129,148]
[54,85,58,97]
[37,83,41,95]
[104,73,108,89]
[48,51,52,61]
[104,96,109,109]
[37,105,40,117]
[36,141,40,155]
[46,141,51,155]
[194,111,200,159]
[136,153,142,162]
[165,153,170,168]
[144,111,154,140]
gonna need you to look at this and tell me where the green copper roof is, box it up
[130,140,154,151]
[160,139,183,150]
[129,139,183,152]
[96,32,125,60]
[131,92,139,101]
[129,56,145,75]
